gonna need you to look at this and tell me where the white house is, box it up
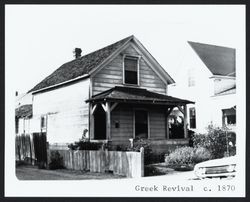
[16,35,194,154]
[168,41,236,133]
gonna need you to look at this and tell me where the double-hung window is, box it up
[189,107,196,129]
[124,56,139,85]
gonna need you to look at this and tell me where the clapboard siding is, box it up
[92,43,167,95]
[149,110,166,139]
[32,79,90,143]
[111,106,133,141]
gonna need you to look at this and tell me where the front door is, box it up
[134,110,148,139]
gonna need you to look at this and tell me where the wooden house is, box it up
[27,35,193,153]
[169,41,236,133]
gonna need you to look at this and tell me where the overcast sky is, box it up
[5,5,245,94]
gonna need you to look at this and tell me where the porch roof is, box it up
[86,86,194,105]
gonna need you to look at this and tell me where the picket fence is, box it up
[50,149,144,178]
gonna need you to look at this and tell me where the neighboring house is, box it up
[22,35,194,153]
[15,93,33,135]
[168,41,236,133]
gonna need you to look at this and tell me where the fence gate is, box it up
[32,132,47,168]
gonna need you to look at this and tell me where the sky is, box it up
[5,5,245,94]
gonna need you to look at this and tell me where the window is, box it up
[188,68,195,87]
[41,115,47,131]
[124,56,139,85]
[189,107,196,128]
[15,117,19,134]
[222,107,236,126]
[135,110,148,138]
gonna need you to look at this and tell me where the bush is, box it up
[165,146,212,169]
[49,151,64,170]
[108,138,154,165]
[193,147,211,164]
[127,138,154,165]
[192,124,236,159]
[68,139,104,150]
[165,146,195,166]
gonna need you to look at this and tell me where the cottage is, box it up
[25,35,193,153]
[168,41,236,133]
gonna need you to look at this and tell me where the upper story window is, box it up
[188,68,195,87]
[124,56,139,85]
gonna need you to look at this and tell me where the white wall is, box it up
[210,93,236,128]
[213,77,235,95]
[168,43,214,133]
[169,42,237,133]
[31,78,90,144]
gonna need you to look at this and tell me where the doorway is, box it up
[134,110,148,139]
[94,105,106,140]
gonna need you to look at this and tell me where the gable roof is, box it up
[188,41,235,77]
[86,86,193,105]
[29,35,174,93]
[29,36,132,93]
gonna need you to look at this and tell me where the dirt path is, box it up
[16,165,125,180]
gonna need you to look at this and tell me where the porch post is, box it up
[183,104,188,138]
[166,114,170,139]
[90,103,97,140]
[106,102,111,140]
[166,107,174,139]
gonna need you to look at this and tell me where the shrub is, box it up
[49,151,64,170]
[109,138,154,165]
[165,146,195,166]
[193,147,211,164]
[68,139,104,150]
[165,146,212,168]
[127,138,154,165]
[192,124,236,159]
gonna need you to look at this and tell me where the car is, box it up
[194,156,236,179]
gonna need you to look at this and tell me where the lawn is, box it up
[16,165,125,180]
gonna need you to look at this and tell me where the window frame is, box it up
[123,54,140,86]
[133,108,150,139]
[189,107,196,129]
[222,108,236,126]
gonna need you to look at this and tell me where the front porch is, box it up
[86,86,194,153]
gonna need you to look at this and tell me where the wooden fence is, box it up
[16,133,47,166]
[49,149,144,178]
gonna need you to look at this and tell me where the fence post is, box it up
[140,147,144,177]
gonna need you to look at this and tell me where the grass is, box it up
[16,165,125,180]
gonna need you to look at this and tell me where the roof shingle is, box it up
[29,35,133,93]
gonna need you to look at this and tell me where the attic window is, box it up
[124,56,139,85]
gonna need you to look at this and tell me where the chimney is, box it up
[73,48,82,59]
